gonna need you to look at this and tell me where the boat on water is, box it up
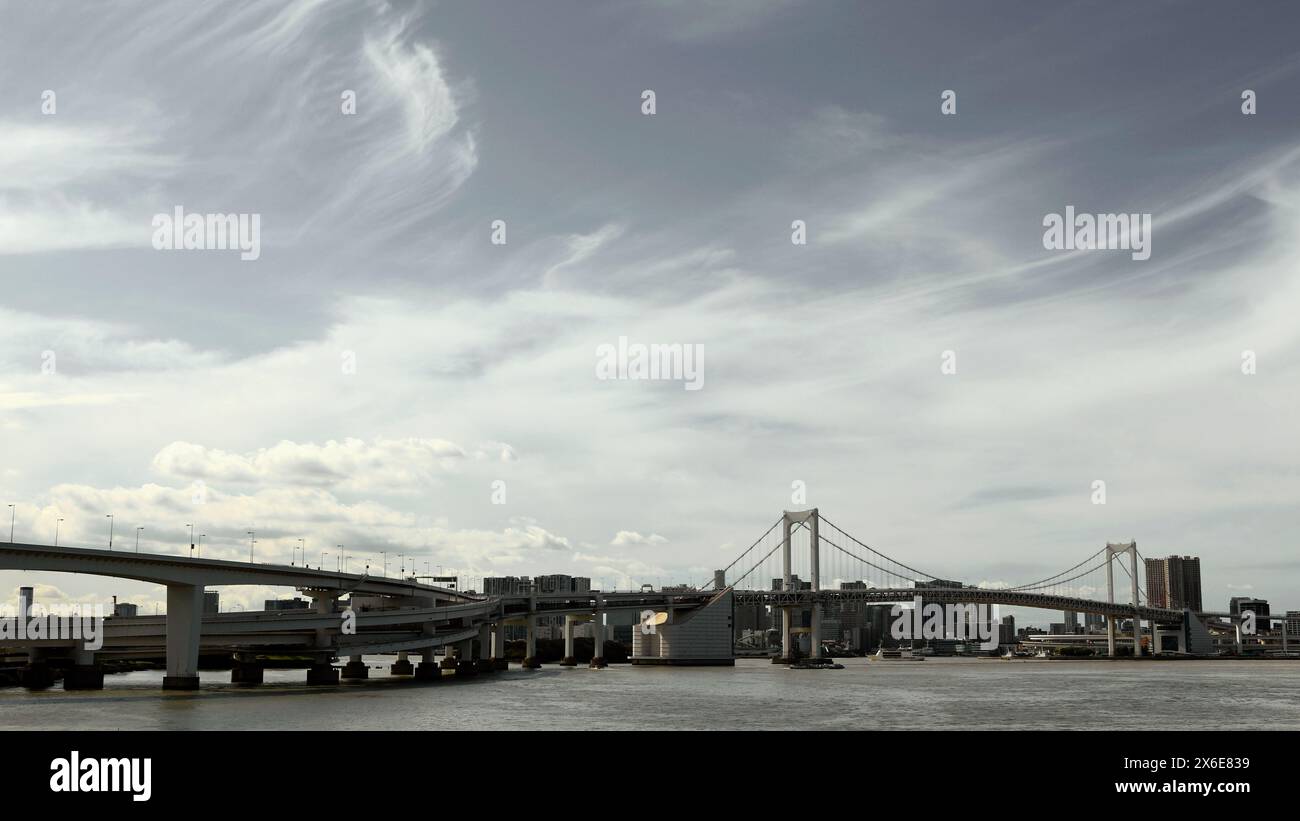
[873,647,925,661]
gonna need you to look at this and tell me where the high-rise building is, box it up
[1229,597,1269,619]
[1287,612,1300,638]
[265,598,310,611]
[203,590,220,615]
[1063,610,1078,631]
[1144,556,1202,611]
[483,576,531,595]
[999,615,1017,646]
[1085,611,1105,633]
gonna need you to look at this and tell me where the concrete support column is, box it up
[475,624,494,672]
[64,648,104,691]
[1105,556,1116,658]
[341,654,368,679]
[491,621,508,669]
[810,602,822,660]
[776,514,794,664]
[590,597,608,668]
[163,583,203,690]
[415,646,441,681]
[778,607,792,664]
[522,613,541,668]
[390,651,414,676]
[455,638,477,676]
[560,615,578,665]
[1129,546,1141,657]
[306,659,339,685]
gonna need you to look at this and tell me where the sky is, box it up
[1,0,1299,621]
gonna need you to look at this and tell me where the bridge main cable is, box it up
[816,514,947,584]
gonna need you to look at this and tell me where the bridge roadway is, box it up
[0,541,719,688]
[732,587,1187,625]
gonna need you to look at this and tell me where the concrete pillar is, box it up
[777,607,792,664]
[491,621,508,670]
[341,654,368,679]
[306,660,339,685]
[455,639,477,676]
[809,510,821,660]
[1105,556,1116,658]
[1129,545,1141,657]
[163,583,203,690]
[391,651,414,675]
[476,624,494,672]
[522,613,541,668]
[17,589,53,689]
[1284,619,1290,654]
[590,598,608,668]
[415,646,441,681]
[776,515,793,664]
[63,648,104,690]
[560,615,577,665]
[231,661,264,684]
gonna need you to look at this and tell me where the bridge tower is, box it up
[779,508,820,662]
[1104,541,1141,658]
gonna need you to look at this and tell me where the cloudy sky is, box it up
[1,1,1298,620]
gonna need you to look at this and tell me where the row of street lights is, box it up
[6,504,442,579]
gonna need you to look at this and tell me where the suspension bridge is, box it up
[702,509,1196,659]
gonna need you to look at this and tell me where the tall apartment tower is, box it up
[1143,556,1202,611]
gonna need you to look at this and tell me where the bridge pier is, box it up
[163,583,203,690]
[522,614,541,668]
[306,661,339,685]
[341,654,369,679]
[455,639,478,677]
[415,646,442,681]
[231,659,264,685]
[560,615,578,666]
[491,621,508,670]
[590,596,607,668]
[475,625,494,672]
[391,651,414,676]
[63,649,104,691]
[440,643,459,669]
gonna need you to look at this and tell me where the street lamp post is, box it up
[187,523,194,557]
[106,514,114,550]
[320,551,328,570]
[7,504,14,542]
[336,545,343,572]
[247,530,255,563]
[198,534,206,558]
[295,538,304,566]
[135,527,144,552]
[55,518,63,547]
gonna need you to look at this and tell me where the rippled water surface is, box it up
[2,657,1297,730]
